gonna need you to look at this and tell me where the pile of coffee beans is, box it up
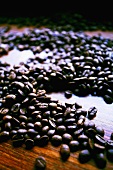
[0,14,113,169]
[0,61,113,169]
[1,28,113,103]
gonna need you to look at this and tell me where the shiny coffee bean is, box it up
[60,144,70,161]
[51,135,62,146]
[69,140,80,152]
[25,138,34,149]
[35,156,46,170]
[94,153,107,169]
[78,149,91,163]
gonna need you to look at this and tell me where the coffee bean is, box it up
[25,138,34,149]
[51,135,62,146]
[60,144,70,161]
[88,106,97,119]
[62,133,72,144]
[35,156,46,170]
[69,140,80,152]
[94,153,107,169]
[78,149,91,163]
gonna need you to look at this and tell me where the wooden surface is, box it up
[0,27,113,170]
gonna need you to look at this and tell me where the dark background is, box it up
[0,0,113,22]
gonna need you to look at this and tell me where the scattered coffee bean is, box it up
[35,156,46,170]
[60,144,70,161]
[78,149,91,163]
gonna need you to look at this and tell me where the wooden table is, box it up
[0,27,113,170]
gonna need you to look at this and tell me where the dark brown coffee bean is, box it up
[12,134,24,147]
[0,131,9,142]
[94,153,107,169]
[39,135,49,147]
[51,135,62,146]
[64,90,72,98]
[94,134,106,146]
[60,144,70,161]
[47,129,56,138]
[56,125,66,135]
[69,140,80,152]
[88,106,97,119]
[35,156,46,170]
[95,125,104,137]
[62,133,72,144]
[25,138,34,149]
[78,149,91,163]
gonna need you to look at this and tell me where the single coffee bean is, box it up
[0,131,9,142]
[51,135,62,146]
[69,140,80,152]
[38,135,49,147]
[25,138,34,149]
[35,156,46,170]
[62,133,72,144]
[94,134,106,146]
[60,144,70,161]
[56,125,66,135]
[95,125,104,137]
[64,90,72,98]
[88,106,97,119]
[78,149,91,163]
[94,153,107,169]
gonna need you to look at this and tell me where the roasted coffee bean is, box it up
[3,115,12,121]
[94,134,106,146]
[35,156,46,170]
[38,135,49,147]
[60,144,70,161]
[88,106,97,119]
[78,134,88,143]
[0,131,9,142]
[85,128,97,139]
[25,138,34,149]
[95,125,104,137]
[41,126,49,135]
[34,122,42,131]
[27,129,38,138]
[0,107,9,115]
[51,135,62,146]
[5,122,12,131]
[64,90,72,98]
[62,133,72,144]
[94,153,107,169]
[66,125,77,134]
[56,125,66,135]
[11,103,21,113]
[78,149,91,163]
[69,140,80,152]
[26,123,34,129]
[17,129,27,135]
[47,129,56,138]
[12,134,24,147]
[34,134,41,145]
[93,143,106,153]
